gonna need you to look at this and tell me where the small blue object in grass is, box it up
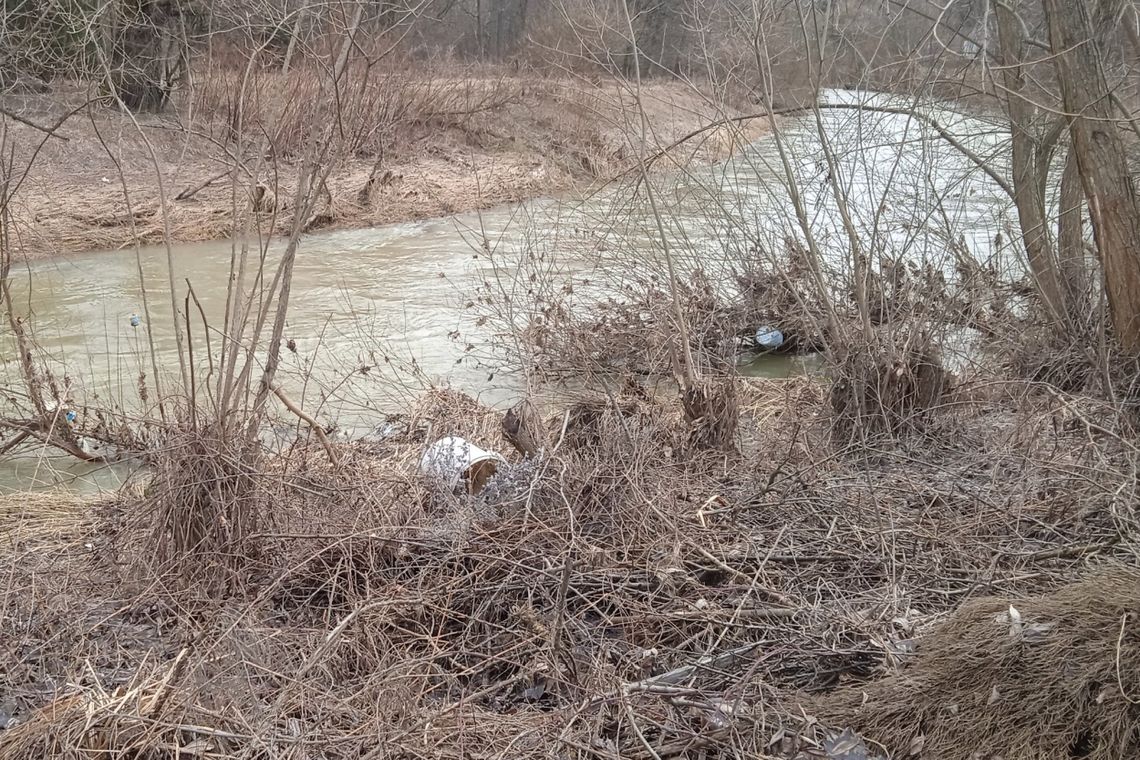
[129,313,141,327]
[755,326,784,350]
[65,410,77,423]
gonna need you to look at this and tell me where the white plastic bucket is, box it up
[420,436,507,495]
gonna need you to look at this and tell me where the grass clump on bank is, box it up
[814,569,1140,760]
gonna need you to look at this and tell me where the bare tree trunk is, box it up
[281,0,309,75]
[111,0,184,113]
[476,0,485,60]
[995,2,1067,323]
[1044,0,1140,350]
[1057,148,1088,311]
[102,0,120,63]
[333,1,364,82]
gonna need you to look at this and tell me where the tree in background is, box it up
[1,0,97,90]
[622,0,690,77]
[1041,0,1140,351]
[972,0,1140,351]
[102,0,193,112]
[1,0,196,111]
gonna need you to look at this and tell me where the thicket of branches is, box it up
[3,0,1140,757]
[6,0,1140,494]
[5,0,1140,498]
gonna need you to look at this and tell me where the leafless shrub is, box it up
[829,332,950,444]
[3,380,1139,758]
[193,59,521,159]
[998,324,1101,393]
[489,243,825,386]
[9,2,1140,758]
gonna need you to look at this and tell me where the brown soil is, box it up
[1,77,769,259]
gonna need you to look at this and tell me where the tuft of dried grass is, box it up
[0,491,102,551]
[682,376,739,450]
[812,568,1140,760]
[0,651,195,758]
[829,332,950,443]
[140,420,266,589]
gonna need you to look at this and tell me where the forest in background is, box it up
[2,0,1063,104]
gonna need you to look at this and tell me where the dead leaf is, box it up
[1008,604,1023,640]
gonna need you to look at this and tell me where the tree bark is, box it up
[1057,148,1088,312]
[995,2,1067,323]
[281,0,309,75]
[1044,0,1140,350]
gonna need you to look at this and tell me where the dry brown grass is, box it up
[813,569,1140,760]
[0,490,97,551]
[1,376,1138,758]
[191,62,524,160]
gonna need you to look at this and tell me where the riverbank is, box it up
[0,375,1136,759]
[2,76,768,259]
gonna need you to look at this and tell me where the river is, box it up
[1,90,1022,492]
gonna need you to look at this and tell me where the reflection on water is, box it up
[738,352,823,379]
[0,452,136,495]
[2,90,1018,492]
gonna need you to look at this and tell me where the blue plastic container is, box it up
[755,326,785,350]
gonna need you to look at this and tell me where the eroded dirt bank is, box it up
[2,77,767,258]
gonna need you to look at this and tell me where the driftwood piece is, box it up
[358,168,397,206]
[174,169,232,201]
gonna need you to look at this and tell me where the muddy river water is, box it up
[1,91,1023,491]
